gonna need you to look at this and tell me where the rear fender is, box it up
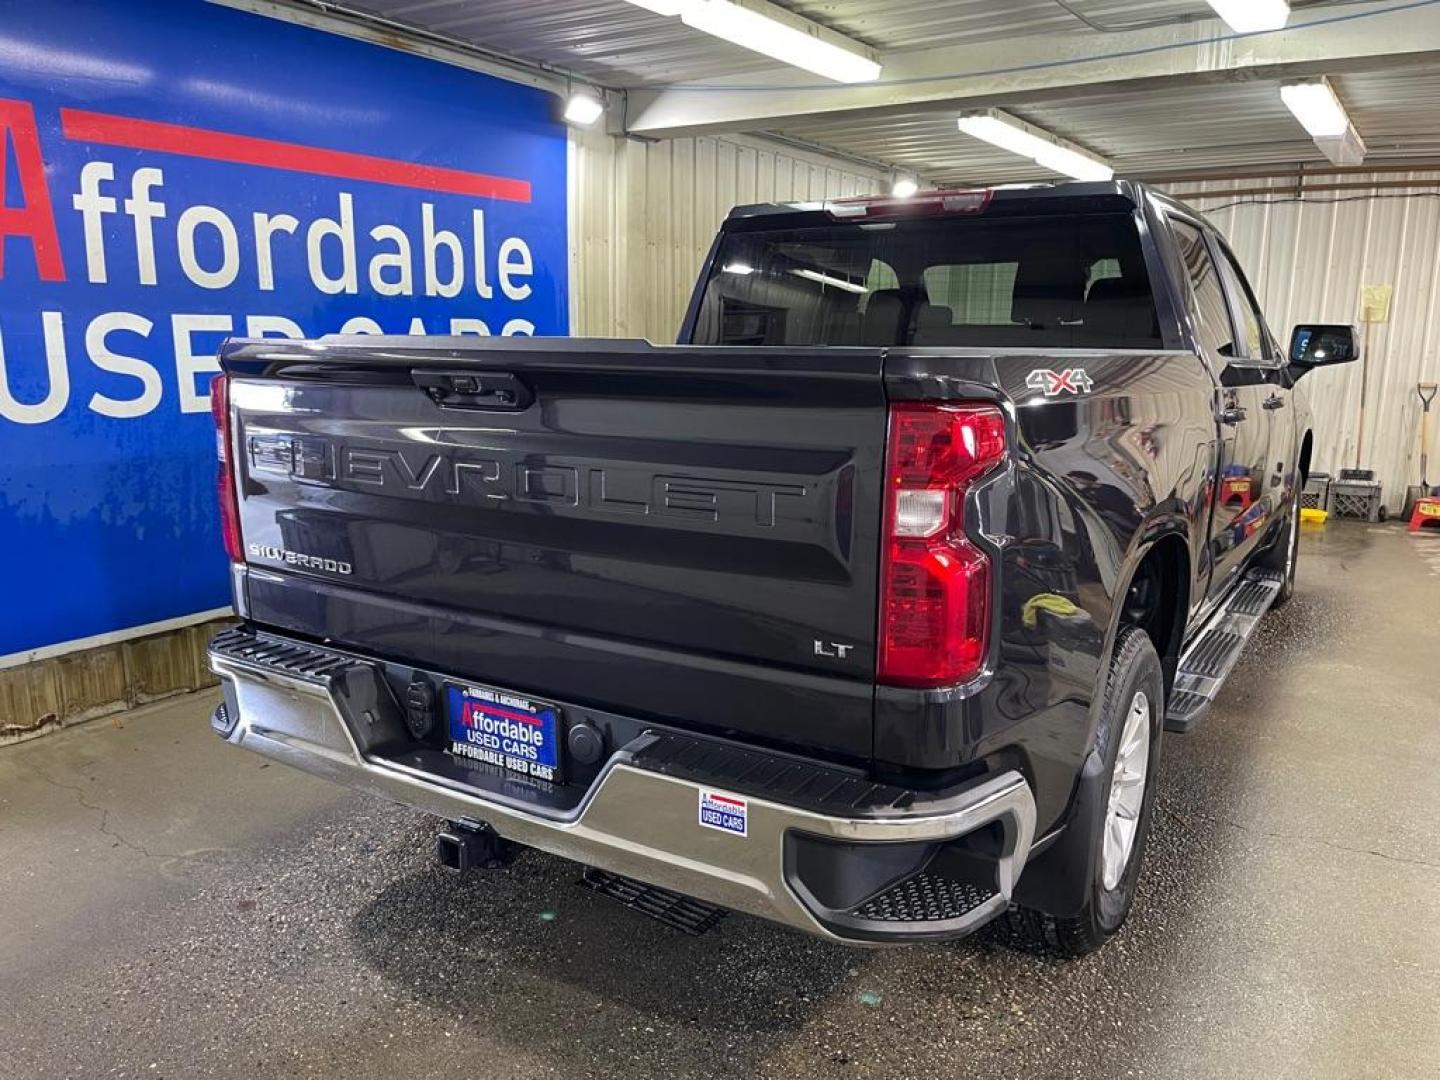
[1013,514,1187,916]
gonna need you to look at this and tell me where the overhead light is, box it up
[721,261,755,275]
[1281,79,1349,138]
[619,0,882,84]
[956,113,1039,160]
[1315,127,1367,167]
[1282,78,1367,165]
[792,268,868,294]
[891,173,919,199]
[1034,144,1113,183]
[682,1,880,83]
[563,90,605,126]
[956,110,1114,182]
[1205,0,1289,33]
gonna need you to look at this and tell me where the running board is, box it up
[1165,570,1285,733]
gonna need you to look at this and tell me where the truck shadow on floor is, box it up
[348,829,860,1031]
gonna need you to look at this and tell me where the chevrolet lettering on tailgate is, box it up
[247,432,812,531]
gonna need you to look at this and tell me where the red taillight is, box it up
[878,403,1006,688]
[210,373,243,564]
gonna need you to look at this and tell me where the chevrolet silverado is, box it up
[206,181,1356,953]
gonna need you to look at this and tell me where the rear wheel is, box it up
[997,626,1163,956]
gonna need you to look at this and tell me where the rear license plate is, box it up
[447,683,561,782]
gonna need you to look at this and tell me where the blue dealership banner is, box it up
[0,0,568,657]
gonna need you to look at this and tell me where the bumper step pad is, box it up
[850,872,995,924]
[209,626,357,684]
[581,868,728,936]
[1165,569,1284,733]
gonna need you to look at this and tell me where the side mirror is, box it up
[1289,324,1360,367]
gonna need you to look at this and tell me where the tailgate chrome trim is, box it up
[209,639,1036,944]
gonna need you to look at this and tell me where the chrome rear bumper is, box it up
[209,633,1035,944]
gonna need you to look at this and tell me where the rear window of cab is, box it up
[692,212,1161,350]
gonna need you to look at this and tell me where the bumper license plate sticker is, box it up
[698,789,748,837]
[448,685,559,782]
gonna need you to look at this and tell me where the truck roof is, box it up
[724,178,1203,226]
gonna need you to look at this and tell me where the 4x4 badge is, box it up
[1027,368,1095,396]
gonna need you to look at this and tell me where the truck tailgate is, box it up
[223,337,887,760]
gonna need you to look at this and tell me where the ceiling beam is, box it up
[622,0,1440,138]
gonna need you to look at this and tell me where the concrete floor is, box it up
[2,521,1438,1080]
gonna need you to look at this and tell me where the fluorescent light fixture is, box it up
[1315,126,1366,167]
[722,261,755,275]
[1205,0,1289,32]
[1281,79,1350,138]
[619,0,881,83]
[1282,78,1366,165]
[956,113,1042,159]
[792,268,868,294]
[682,0,881,83]
[1034,144,1114,183]
[891,173,919,199]
[563,90,604,126]
[956,110,1114,182]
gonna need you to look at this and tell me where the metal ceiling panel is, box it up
[311,0,1438,179]
[355,0,775,83]
[336,0,1254,86]
[781,0,1213,51]
[767,67,1440,185]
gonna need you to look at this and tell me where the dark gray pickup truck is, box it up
[206,181,1356,954]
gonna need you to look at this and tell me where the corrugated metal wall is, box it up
[567,141,1440,505]
[568,128,885,342]
[1174,174,1440,507]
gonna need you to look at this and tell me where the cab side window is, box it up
[1169,219,1235,358]
[1215,246,1274,363]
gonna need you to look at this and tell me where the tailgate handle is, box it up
[413,369,533,411]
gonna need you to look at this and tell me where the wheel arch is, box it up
[1101,518,1193,706]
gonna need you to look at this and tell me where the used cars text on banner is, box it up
[0,0,569,657]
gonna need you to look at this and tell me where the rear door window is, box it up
[1168,218,1237,358]
[1215,245,1275,363]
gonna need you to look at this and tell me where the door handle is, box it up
[1218,405,1248,426]
[1262,394,1286,411]
[413,369,533,411]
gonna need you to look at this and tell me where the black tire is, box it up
[1259,489,1300,608]
[997,626,1164,957]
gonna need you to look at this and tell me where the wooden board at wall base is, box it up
[0,618,235,745]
